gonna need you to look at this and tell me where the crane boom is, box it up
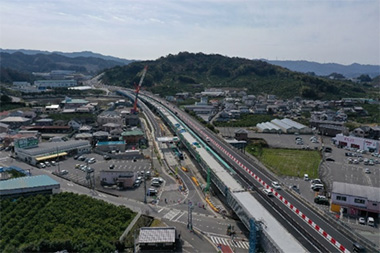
[132,66,148,113]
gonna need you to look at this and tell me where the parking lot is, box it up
[35,152,166,201]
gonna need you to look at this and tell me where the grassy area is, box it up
[247,144,321,178]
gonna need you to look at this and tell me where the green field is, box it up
[247,145,321,178]
[1,192,136,253]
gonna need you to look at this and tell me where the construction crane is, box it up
[131,65,148,114]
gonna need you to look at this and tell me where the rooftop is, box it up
[121,129,144,136]
[0,175,59,191]
[332,182,380,202]
[138,227,176,244]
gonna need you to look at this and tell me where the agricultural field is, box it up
[0,192,136,253]
[247,144,321,178]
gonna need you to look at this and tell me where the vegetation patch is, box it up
[247,143,320,178]
[0,192,136,253]
[214,114,275,127]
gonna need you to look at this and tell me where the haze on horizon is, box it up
[0,0,379,65]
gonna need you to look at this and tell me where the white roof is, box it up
[233,192,306,252]
[271,119,297,130]
[138,227,176,243]
[281,118,307,130]
[45,104,60,109]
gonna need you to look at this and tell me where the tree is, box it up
[358,74,372,82]
[0,94,12,103]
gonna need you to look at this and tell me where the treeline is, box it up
[0,192,136,253]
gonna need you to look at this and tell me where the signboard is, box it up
[15,137,38,149]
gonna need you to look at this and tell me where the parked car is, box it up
[151,181,161,187]
[109,164,115,169]
[60,170,68,175]
[103,155,111,160]
[326,158,335,162]
[365,168,371,174]
[263,188,274,197]
[304,174,309,181]
[311,184,324,191]
[74,154,80,160]
[311,179,322,185]
[314,196,329,205]
[367,217,375,227]
[147,188,158,196]
[151,177,164,183]
[38,163,46,168]
[134,179,141,187]
[78,156,86,161]
[88,158,96,164]
[292,185,300,193]
[271,181,281,190]
[86,167,94,173]
[359,217,366,225]
[44,161,51,167]
[51,161,56,166]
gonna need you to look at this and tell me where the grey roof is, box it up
[332,182,380,202]
[138,227,176,244]
[0,175,59,191]
[235,128,248,134]
[0,116,30,123]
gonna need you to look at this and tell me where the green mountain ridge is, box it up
[101,52,374,99]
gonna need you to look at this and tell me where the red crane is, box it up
[131,65,148,114]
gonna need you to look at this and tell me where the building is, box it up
[256,122,281,133]
[15,140,91,165]
[121,128,145,146]
[45,104,61,113]
[100,171,136,189]
[0,123,9,133]
[0,116,32,129]
[35,118,54,126]
[138,227,179,251]
[60,97,89,109]
[235,129,248,141]
[97,111,124,126]
[331,182,380,218]
[34,80,77,89]
[0,175,60,198]
[333,134,379,153]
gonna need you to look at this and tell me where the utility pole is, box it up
[187,202,193,231]
[56,147,61,174]
[144,172,147,204]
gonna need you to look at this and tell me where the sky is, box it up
[0,0,379,65]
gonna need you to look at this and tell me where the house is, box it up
[35,118,54,126]
[60,97,88,110]
[0,117,32,129]
[68,120,81,130]
[235,129,248,141]
[0,123,9,133]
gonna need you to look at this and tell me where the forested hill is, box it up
[0,52,126,74]
[101,52,374,99]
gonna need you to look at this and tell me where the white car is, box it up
[263,188,274,197]
[359,217,366,225]
[271,181,281,190]
[365,168,371,174]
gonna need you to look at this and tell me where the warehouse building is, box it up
[0,175,60,198]
[256,122,281,133]
[15,139,91,166]
[256,118,312,134]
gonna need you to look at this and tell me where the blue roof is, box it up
[0,175,59,191]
